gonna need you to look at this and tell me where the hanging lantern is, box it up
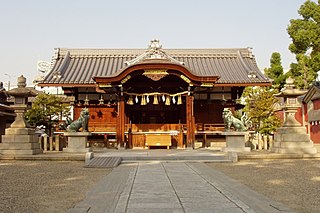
[127,96,134,105]
[153,94,159,105]
[84,95,89,105]
[99,95,104,105]
[172,96,176,104]
[135,96,139,103]
[177,95,182,105]
[162,94,165,102]
[165,95,171,105]
[141,95,147,105]
[146,95,150,103]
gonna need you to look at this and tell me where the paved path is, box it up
[69,162,294,213]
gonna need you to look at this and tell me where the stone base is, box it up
[0,128,43,155]
[272,127,317,154]
[194,142,203,149]
[314,144,320,153]
[63,132,92,153]
[221,132,250,152]
[223,147,251,152]
[63,147,93,153]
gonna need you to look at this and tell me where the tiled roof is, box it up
[302,82,320,103]
[41,48,270,86]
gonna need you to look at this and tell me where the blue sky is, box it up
[0,0,307,86]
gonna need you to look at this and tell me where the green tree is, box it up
[264,52,286,90]
[287,0,320,88]
[25,93,70,135]
[243,87,281,135]
[289,54,316,89]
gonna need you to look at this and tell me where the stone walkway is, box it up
[68,162,294,213]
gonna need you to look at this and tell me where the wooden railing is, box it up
[88,122,225,133]
[89,122,117,132]
[196,123,225,132]
[127,123,183,132]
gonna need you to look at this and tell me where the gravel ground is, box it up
[0,160,110,213]
[208,159,320,213]
[1,159,319,213]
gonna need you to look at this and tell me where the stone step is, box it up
[273,141,315,148]
[276,127,307,134]
[275,134,310,142]
[121,154,231,162]
[0,142,41,149]
[85,157,122,168]
[2,135,38,143]
[210,142,226,147]
[272,147,317,154]
[0,149,43,155]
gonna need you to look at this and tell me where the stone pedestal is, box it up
[63,132,92,153]
[221,132,251,152]
[272,127,317,154]
[0,128,42,155]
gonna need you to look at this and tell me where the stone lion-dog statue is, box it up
[222,108,247,132]
[67,108,89,132]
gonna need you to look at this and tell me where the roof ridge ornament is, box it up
[125,39,184,66]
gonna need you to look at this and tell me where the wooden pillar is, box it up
[178,124,184,148]
[186,95,195,148]
[116,96,125,148]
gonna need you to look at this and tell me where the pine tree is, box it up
[287,0,320,89]
[264,52,286,90]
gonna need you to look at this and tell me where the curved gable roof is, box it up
[40,46,270,87]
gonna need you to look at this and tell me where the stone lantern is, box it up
[276,77,306,127]
[272,77,317,154]
[0,75,43,155]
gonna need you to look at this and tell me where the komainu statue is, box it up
[222,108,251,132]
[67,108,89,132]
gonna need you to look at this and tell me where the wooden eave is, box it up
[215,82,272,87]
[302,84,320,103]
[38,83,95,88]
[93,61,219,86]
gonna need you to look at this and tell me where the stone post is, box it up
[268,135,273,150]
[263,135,268,150]
[49,137,53,151]
[55,135,60,151]
[43,134,48,151]
[258,133,263,150]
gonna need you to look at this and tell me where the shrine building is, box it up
[38,40,271,149]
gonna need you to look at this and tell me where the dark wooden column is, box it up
[116,96,125,148]
[186,95,195,148]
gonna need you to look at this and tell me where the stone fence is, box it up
[38,135,66,151]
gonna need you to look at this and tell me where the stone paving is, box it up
[69,161,294,213]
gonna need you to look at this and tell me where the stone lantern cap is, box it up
[6,75,38,97]
[275,77,307,98]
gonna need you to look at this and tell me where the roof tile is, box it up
[42,48,270,85]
